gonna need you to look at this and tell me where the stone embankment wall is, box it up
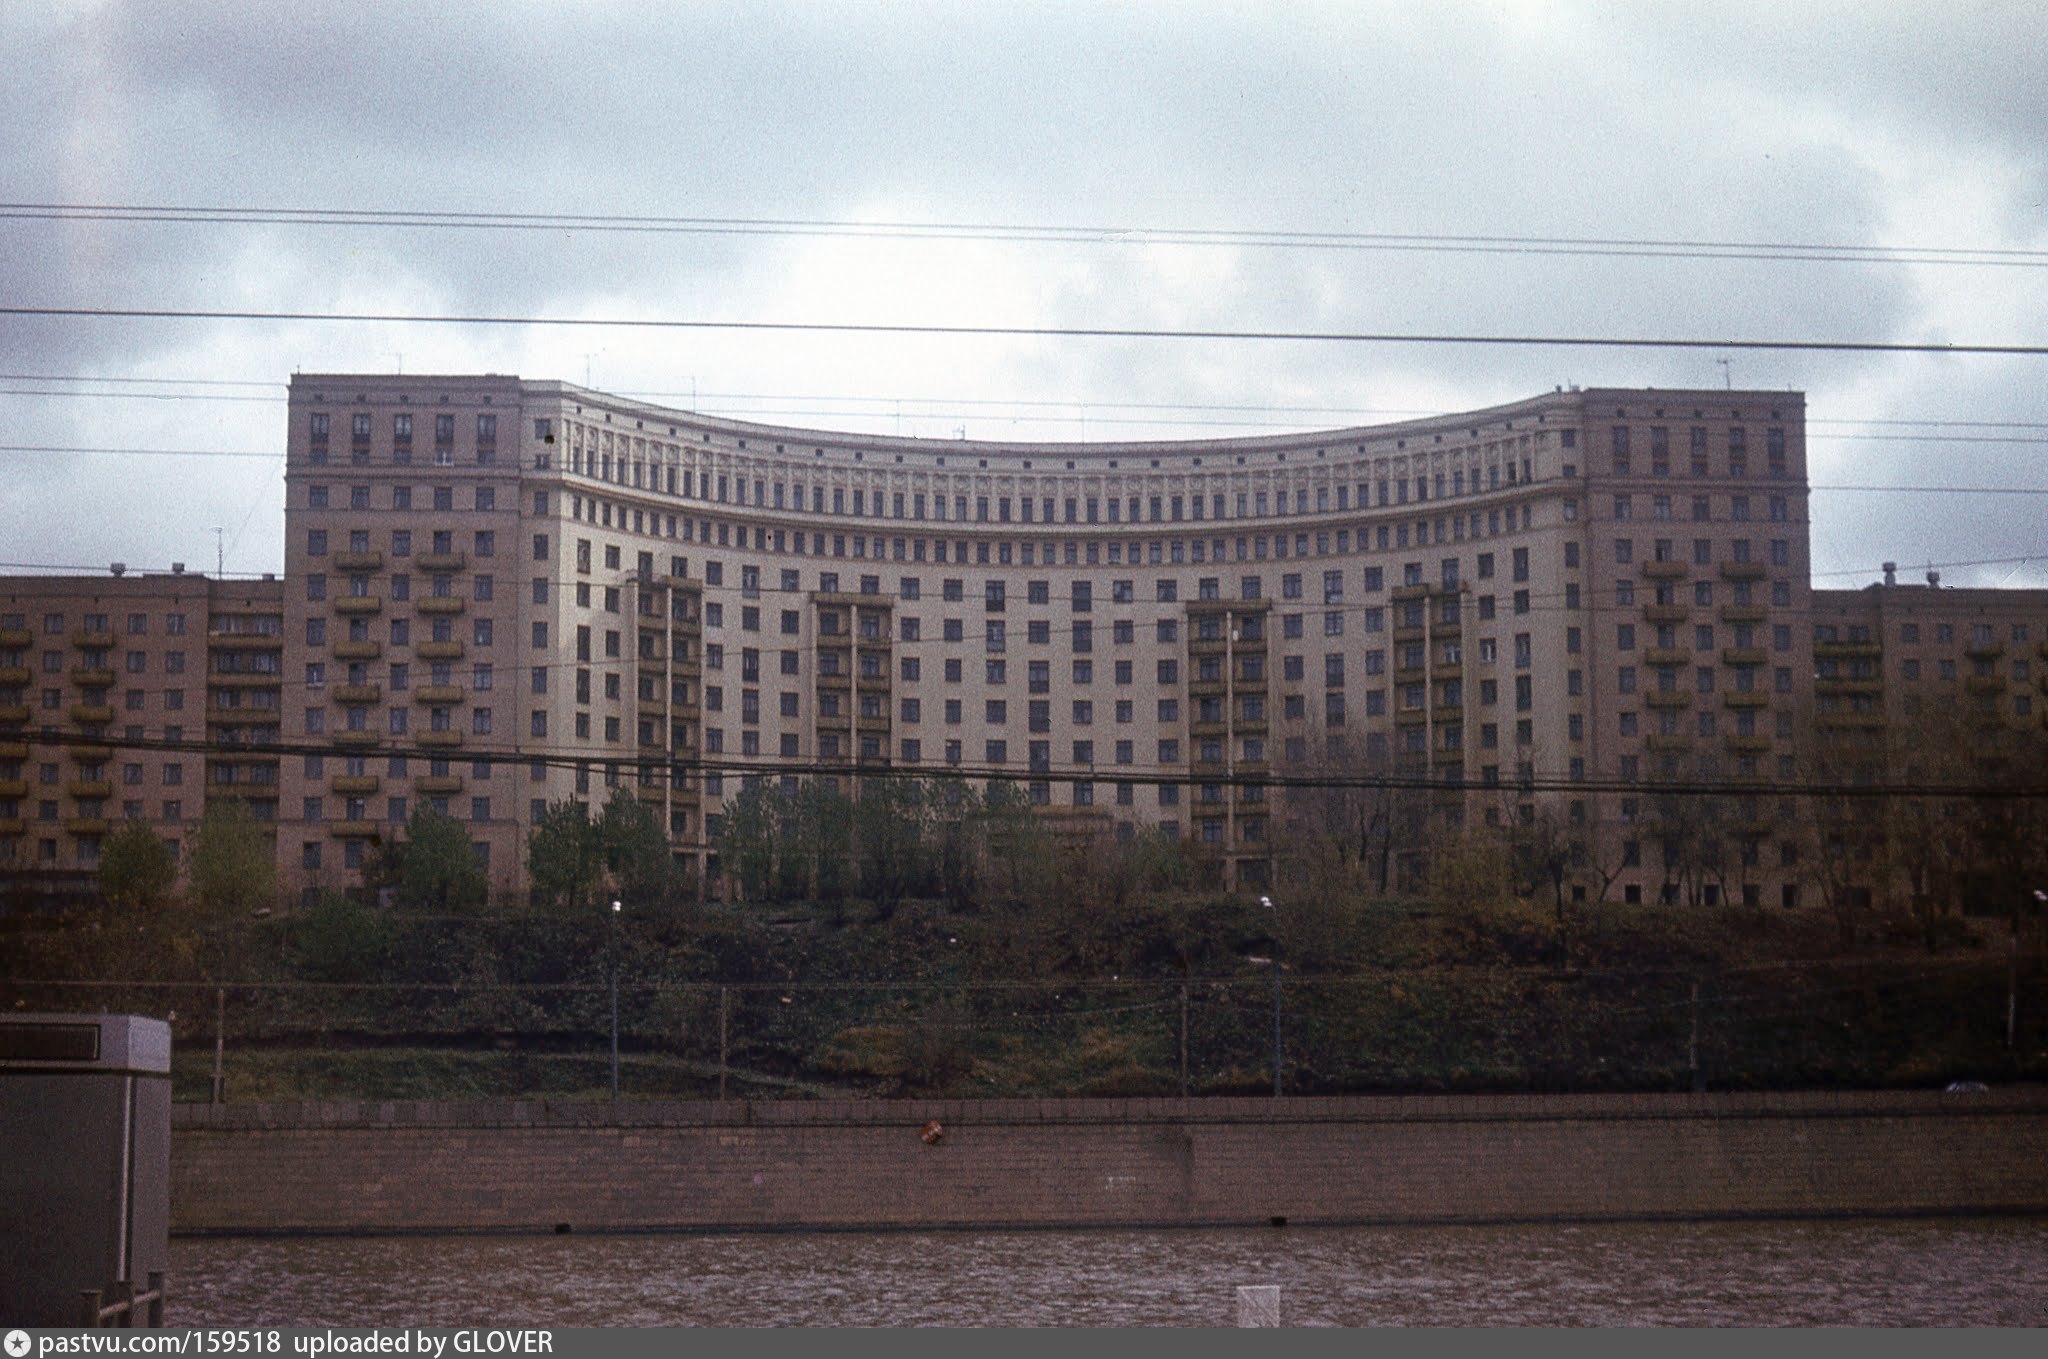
[171,1089,2048,1234]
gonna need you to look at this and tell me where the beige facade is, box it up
[6,374,2042,912]
[270,376,1822,905]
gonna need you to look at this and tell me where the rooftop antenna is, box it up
[1715,359,1731,390]
[215,527,224,578]
[388,352,403,375]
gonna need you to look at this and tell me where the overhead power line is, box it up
[6,305,2048,356]
[5,202,2046,269]
[10,370,2048,441]
[12,726,2048,802]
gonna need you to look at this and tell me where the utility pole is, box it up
[1261,895,1281,1097]
[609,898,622,1101]
[1688,979,1702,1091]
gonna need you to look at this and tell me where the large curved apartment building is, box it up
[270,375,1818,902]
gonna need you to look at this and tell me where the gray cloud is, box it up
[3,1,2045,578]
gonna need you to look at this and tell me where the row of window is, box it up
[564,431,1544,521]
[1611,493,1795,523]
[1609,423,1790,471]
[1815,621,2036,645]
[3,611,192,635]
[566,484,1544,565]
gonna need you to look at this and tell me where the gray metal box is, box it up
[0,1014,172,1325]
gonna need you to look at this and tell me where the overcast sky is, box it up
[4,1,2046,588]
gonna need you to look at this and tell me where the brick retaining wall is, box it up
[170,1089,2048,1234]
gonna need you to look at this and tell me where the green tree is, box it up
[598,786,673,905]
[716,779,784,901]
[186,799,276,917]
[390,805,488,911]
[855,777,936,917]
[527,800,602,911]
[96,819,178,915]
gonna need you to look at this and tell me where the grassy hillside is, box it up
[3,890,2041,1100]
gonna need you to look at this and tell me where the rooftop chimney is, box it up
[1882,562,1896,587]
[1927,569,1941,588]
[170,562,185,575]
[110,562,126,577]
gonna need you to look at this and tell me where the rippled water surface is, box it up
[171,1217,2048,1327]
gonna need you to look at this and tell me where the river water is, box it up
[169,1217,2047,1327]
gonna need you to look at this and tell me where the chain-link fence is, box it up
[6,955,2041,1102]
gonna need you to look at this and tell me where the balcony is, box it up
[417,551,468,572]
[65,818,110,837]
[0,817,25,837]
[1719,605,1767,624]
[1722,691,1770,709]
[1718,560,1768,581]
[1817,712,1886,730]
[334,683,383,704]
[333,595,383,615]
[208,630,282,651]
[0,627,30,648]
[331,775,380,795]
[416,641,465,661]
[333,640,382,660]
[70,668,117,688]
[1644,648,1691,668]
[1645,690,1691,709]
[1964,674,2006,695]
[1814,678,1881,696]
[1391,625,1426,644]
[0,665,29,686]
[415,775,464,795]
[69,705,115,725]
[417,730,463,748]
[1644,734,1694,753]
[0,778,26,799]
[70,630,115,650]
[333,730,380,747]
[1813,640,1882,660]
[67,778,114,799]
[0,707,30,726]
[413,685,464,704]
[1642,560,1689,580]
[333,551,385,572]
[0,741,29,761]
[329,820,380,839]
[1390,582,1432,601]
[1964,641,2006,661]
[207,706,277,725]
[417,596,467,616]
[209,670,283,690]
[1643,604,1690,625]
[1721,647,1767,667]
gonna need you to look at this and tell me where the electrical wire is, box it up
[5,725,2046,801]
[10,305,2048,356]
[7,202,2047,269]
